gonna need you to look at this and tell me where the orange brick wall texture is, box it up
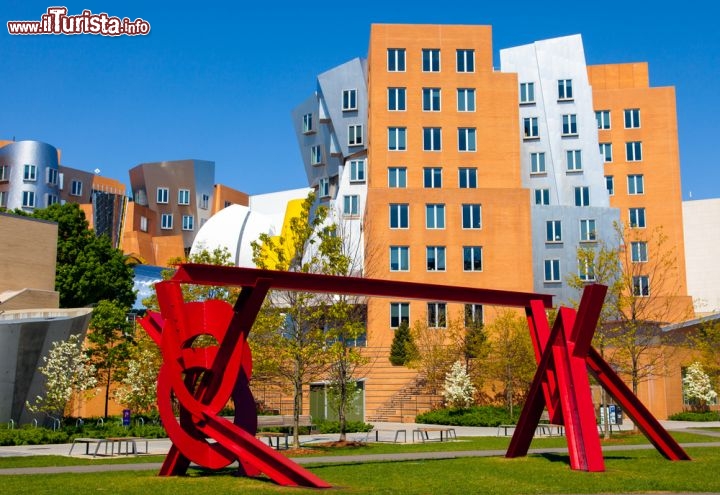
[212,184,249,214]
[365,25,533,349]
[589,63,693,323]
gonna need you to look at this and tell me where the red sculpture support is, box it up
[140,264,688,487]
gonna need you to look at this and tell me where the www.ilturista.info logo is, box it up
[7,7,151,36]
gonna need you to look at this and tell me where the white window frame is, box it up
[425,203,446,229]
[389,203,409,229]
[342,89,358,111]
[465,304,484,326]
[606,176,615,196]
[567,150,583,172]
[46,168,58,186]
[388,127,407,151]
[463,246,483,272]
[457,88,475,112]
[426,246,446,272]
[23,164,37,181]
[422,87,441,111]
[302,113,313,133]
[45,193,58,206]
[422,48,440,72]
[579,258,596,282]
[520,82,535,104]
[71,179,83,197]
[631,241,648,263]
[388,87,406,111]
[461,203,481,229]
[140,215,148,232]
[22,190,36,208]
[390,246,410,272]
[0,190,7,208]
[535,188,550,205]
[458,167,477,188]
[182,215,194,231]
[596,110,611,130]
[0,165,8,182]
[160,213,173,230]
[423,127,441,151]
[580,219,597,242]
[456,49,475,73]
[311,145,322,165]
[348,124,363,146]
[388,167,407,188]
[633,275,650,297]
[546,220,562,243]
[558,79,573,100]
[423,167,442,188]
[318,178,330,198]
[523,117,539,139]
[427,302,447,328]
[575,186,590,207]
[626,141,643,161]
[624,108,641,129]
[530,152,546,174]
[544,259,561,283]
[629,208,646,228]
[390,302,410,328]
[387,48,406,72]
[458,127,477,152]
[562,114,578,136]
[156,187,169,204]
[349,160,365,183]
[200,193,210,210]
[343,194,359,216]
[628,174,645,195]
[599,142,613,162]
[178,189,190,205]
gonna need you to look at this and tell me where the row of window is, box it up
[596,108,641,130]
[387,48,476,73]
[1,165,83,195]
[385,127,478,152]
[544,216,646,250]
[390,302,484,329]
[534,174,646,207]
[385,166,479,189]
[599,141,643,162]
[523,114,579,139]
[386,87,478,112]
[389,203,481,229]
[603,174,645,196]
[2,190,60,209]
[390,245,483,272]
[159,213,195,231]
[519,80,573,104]
[543,256,649,295]
[156,187,210,209]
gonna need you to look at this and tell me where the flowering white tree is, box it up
[443,361,476,408]
[113,346,161,414]
[26,334,97,418]
[683,361,717,412]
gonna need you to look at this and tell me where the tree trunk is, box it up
[104,367,111,419]
[292,379,302,449]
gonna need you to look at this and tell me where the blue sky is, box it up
[2,1,718,200]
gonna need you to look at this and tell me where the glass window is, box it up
[311,145,322,165]
[606,176,615,196]
[46,168,58,185]
[599,143,613,162]
[45,193,58,206]
[465,304,484,326]
[182,215,194,231]
[544,259,561,282]
[546,220,562,243]
[156,187,169,204]
[462,204,481,229]
[23,164,37,181]
[628,174,645,195]
[318,178,330,197]
[390,203,409,228]
[463,246,482,272]
[631,241,648,262]
[0,191,7,208]
[350,160,365,182]
[458,128,477,152]
[178,189,190,205]
[427,302,447,328]
[388,167,407,188]
[140,216,148,232]
[458,168,477,188]
[423,127,441,151]
[342,89,357,111]
[200,194,210,210]
[348,124,363,146]
[624,108,641,129]
[629,207,646,228]
[523,117,539,139]
[0,165,8,182]
[389,127,407,151]
[580,219,597,242]
[390,302,410,328]
[426,204,445,229]
[520,82,535,104]
[562,114,578,136]
[633,275,650,297]
[457,88,475,111]
[422,88,441,111]
[71,179,83,197]
[161,213,173,230]
[535,188,550,205]
[423,167,442,188]
[579,258,596,282]
[390,246,409,271]
[530,152,546,174]
[388,87,406,111]
[422,48,440,72]
[302,113,313,133]
[558,79,573,100]
[426,246,446,271]
[387,48,406,72]
[575,186,590,206]
[456,49,475,72]
[22,190,36,208]
[343,195,359,216]
[567,150,583,172]
[596,110,611,130]
[626,141,642,161]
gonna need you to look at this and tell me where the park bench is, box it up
[412,427,456,442]
[365,428,407,443]
[68,436,148,457]
[255,414,315,449]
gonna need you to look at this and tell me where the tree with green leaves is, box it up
[30,203,135,308]
[87,299,134,418]
[113,333,163,415]
[682,361,717,412]
[407,319,462,395]
[692,320,720,393]
[389,321,416,366]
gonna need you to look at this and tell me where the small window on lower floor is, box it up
[390,302,410,328]
[427,302,447,328]
[544,259,561,283]
[182,215,194,231]
[161,213,173,230]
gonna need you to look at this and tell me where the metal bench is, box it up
[366,428,407,443]
[412,427,456,442]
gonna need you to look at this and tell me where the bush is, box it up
[416,405,515,427]
[667,410,720,421]
[314,420,374,434]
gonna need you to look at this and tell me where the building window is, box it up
[567,150,583,172]
[626,141,643,161]
[0,165,8,182]
[629,207,646,228]
[461,204,481,229]
[388,167,407,188]
[606,176,615,196]
[628,174,645,195]
[580,219,597,242]
[0,191,7,208]
[426,204,445,229]
[520,82,535,104]
[178,189,190,205]
[156,187,169,204]
[562,114,578,136]
[422,88,441,111]
[387,48,406,72]
[599,143,613,162]
[140,216,148,232]
[465,304,484,326]
[390,246,409,272]
[457,88,475,111]
[546,220,562,243]
[390,302,410,328]
[23,164,37,181]
[596,110,611,130]
[458,168,477,188]
[534,188,550,205]
[350,160,366,183]
[302,113,313,133]
[427,302,447,328]
[558,79,573,100]
[318,178,330,198]
[71,179,83,197]
[388,87,406,111]
[458,128,477,152]
[456,49,475,72]
[624,108,641,129]
[633,275,650,297]
[182,215,194,231]
[422,48,440,72]
[523,117,539,139]
[200,193,210,210]
[575,186,590,206]
[423,127,441,151]
[463,246,482,272]
[343,195,359,216]
[46,168,58,185]
[161,213,173,230]
[426,246,446,271]
[544,259,561,283]
[311,145,322,165]
[348,124,363,146]
[389,127,407,151]
[342,89,357,111]
[530,152,546,174]
[631,241,648,263]
[22,190,36,208]
[579,258,596,282]
[423,167,442,188]
[390,203,409,229]
[45,194,59,206]
[224,201,233,208]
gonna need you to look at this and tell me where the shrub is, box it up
[416,405,514,427]
[314,420,374,434]
[667,410,720,421]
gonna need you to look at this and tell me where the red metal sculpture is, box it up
[140,264,688,487]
